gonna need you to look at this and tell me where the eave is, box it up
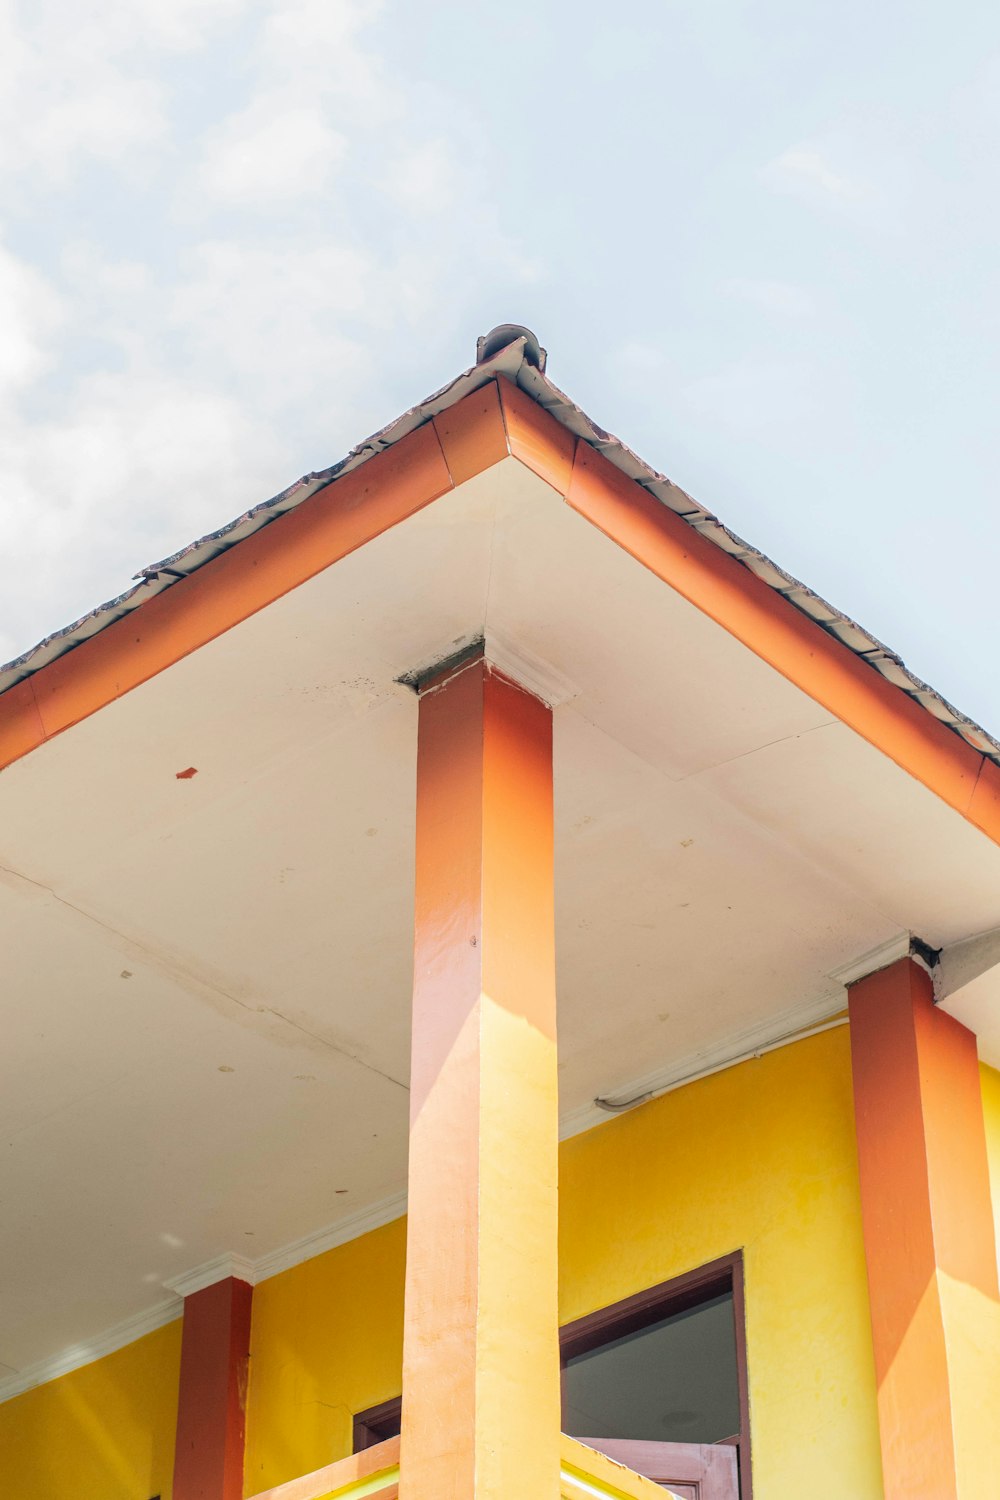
[1,340,1000,852]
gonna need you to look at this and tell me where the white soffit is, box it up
[1,455,1000,1381]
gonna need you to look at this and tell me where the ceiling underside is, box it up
[2,454,999,1376]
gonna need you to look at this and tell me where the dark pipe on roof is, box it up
[476,324,546,372]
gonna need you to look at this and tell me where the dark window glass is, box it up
[562,1290,740,1445]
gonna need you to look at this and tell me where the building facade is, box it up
[2,329,1000,1499]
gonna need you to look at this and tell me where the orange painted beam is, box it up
[173,1276,253,1500]
[494,378,1000,849]
[4,367,997,855]
[0,388,511,774]
[848,958,999,1498]
[246,1436,400,1500]
[400,655,561,1500]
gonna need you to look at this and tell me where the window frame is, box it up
[559,1250,752,1499]
[353,1395,404,1452]
[353,1250,751,1496]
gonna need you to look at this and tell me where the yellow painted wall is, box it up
[243,1215,407,1494]
[938,1270,1000,1499]
[560,1025,881,1498]
[979,1062,1000,1284]
[971,1060,1000,1493]
[13,1027,1000,1500]
[0,1030,879,1499]
[243,1025,882,1498]
[0,1318,181,1500]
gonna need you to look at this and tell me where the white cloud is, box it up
[0,57,166,184]
[103,0,252,53]
[168,241,375,406]
[260,0,385,82]
[0,243,64,398]
[0,0,540,667]
[198,104,348,205]
[0,0,272,186]
[760,119,933,245]
[0,0,228,186]
[262,0,378,53]
[761,145,857,200]
[0,372,287,665]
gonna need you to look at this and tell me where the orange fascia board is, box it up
[0,387,508,773]
[2,371,998,854]
[495,379,1000,848]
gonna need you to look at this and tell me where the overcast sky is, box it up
[2,0,999,731]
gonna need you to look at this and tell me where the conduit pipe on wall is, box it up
[593,921,1000,1120]
[593,1014,849,1115]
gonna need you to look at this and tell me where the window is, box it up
[561,1253,750,1498]
[353,1396,402,1452]
[352,1252,749,1497]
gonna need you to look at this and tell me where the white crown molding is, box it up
[0,1297,181,1405]
[485,630,579,709]
[160,1193,411,1301]
[252,1189,408,1283]
[163,1252,257,1298]
[827,933,911,989]
[0,1192,410,1409]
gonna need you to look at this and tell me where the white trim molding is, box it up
[485,629,580,709]
[163,1252,257,1298]
[161,1191,410,1303]
[0,1297,181,1405]
[0,1190,409,1406]
[828,933,912,989]
[252,1190,408,1283]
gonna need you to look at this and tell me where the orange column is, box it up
[400,654,561,1500]
[173,1276,253,1500]
[848,957,1000,1498]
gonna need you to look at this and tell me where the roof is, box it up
[3,328,997,764]
[3,329,1000,1393]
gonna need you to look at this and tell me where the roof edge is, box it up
[1,335,998,775]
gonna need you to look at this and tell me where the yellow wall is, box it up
[244,1025,882,1498]
[0,1030,880,1499]
[980,1062,1000,1284]
[243,1216,407,1494]
[560,1025,881,1498]
[0,1319,181,1500]
[904,1064,1000,1498]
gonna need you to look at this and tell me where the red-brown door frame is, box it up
[559,1252,751,1499]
